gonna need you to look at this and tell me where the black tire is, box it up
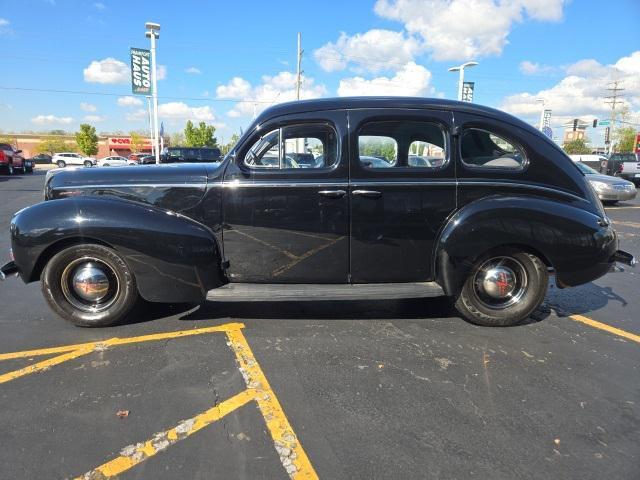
[4,162,13,175]
[25,165,33,173]
[41,244,138,327]
[454,248,548,327]
[84,160,93,168]
[57,160,66,168]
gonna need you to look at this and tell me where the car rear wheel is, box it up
[84,160,92,168]
[454,248,548,327]
[57,160,66,168]
[5,163,13,175]
[41,244,138,327]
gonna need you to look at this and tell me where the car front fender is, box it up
[434,195,616,295]
[10,196,225,303]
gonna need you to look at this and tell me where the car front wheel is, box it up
[454,249,548,327]
[84,161,93,167]
[57,160,66,168]
[41,244,138,327]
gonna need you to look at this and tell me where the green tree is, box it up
[0,135,17,146]
[129,131,144,153]
[613,126,636,153]
[563,138,591,154]
[75,124,99,156]
[184,120,217,147]
[37,138,73,154]
[170,131,185,147]
[221,133,240,155]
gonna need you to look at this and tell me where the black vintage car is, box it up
[1,97,635,327]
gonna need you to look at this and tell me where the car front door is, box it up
[348,109,457,283]
[222,110,349,283]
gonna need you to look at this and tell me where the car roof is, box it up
[254,96,531,129]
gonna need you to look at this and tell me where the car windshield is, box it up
[575,162,598,175]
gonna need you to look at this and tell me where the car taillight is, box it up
[0,150,5,162]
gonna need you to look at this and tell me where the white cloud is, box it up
[501,51,640,118]
[373,0,567,61]
[125,109,147,122]
[185,67,201,75]
[216,72,327,118]
[157,65,167,81]
[83,115,105,122]
[83,58,129,84]
[0,17,11,34]
[519,60,556,75]
[94,2,106,9]
[117,96,143,107]
[31,114,74,125]
[314,29,421,73]
[80,102,97,112]
[125,102,215,123]
[338,62,434,97]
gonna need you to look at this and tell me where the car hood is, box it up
[45,162,222,212]
[585,174,634,186]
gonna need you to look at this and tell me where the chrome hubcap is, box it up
[61,257,119,312]
[72,264,110,302]
[473,256,528,309]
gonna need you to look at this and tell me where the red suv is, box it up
[0,143,32,175]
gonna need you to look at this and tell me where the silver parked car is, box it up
[575,161,637,204]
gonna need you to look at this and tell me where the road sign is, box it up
[598,120,610,126]
[130,47,151,95]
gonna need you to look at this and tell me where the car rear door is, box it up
[348,109,456,283]
[222,109,349,283]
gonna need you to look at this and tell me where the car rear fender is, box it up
[434,195,614,295]
[10,196,225,303]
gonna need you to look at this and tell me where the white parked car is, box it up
[96,156,138,167]
[52,153,95,168]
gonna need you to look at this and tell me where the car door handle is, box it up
[352,189,382,198]
[318,190,346,198]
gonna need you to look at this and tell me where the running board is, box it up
[206,282,444,302]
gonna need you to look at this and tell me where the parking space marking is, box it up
[0,323,318,479]
[569,314,640,344]
[612,220,640,229]
[76,389,256,480]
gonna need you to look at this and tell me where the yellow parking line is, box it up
[569,315,640,344]
[1,322,318,479]
[0,323,244,362]
[226,328,319,479]
[75,389,256,480]
[0,346,95,385]
[612,220,640,229]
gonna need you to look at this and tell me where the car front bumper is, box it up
[598,189,637,201]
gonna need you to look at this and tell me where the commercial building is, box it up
[1,133,162,158]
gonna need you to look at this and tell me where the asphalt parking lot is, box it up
[0,170,638,479]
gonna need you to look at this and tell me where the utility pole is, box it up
[145,22,161,164]
[146,95,154,156]
[604,80,625,155]
[296,32,303,101]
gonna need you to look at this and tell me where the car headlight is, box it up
[590,180,609,192]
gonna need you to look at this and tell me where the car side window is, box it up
[244,123,338,170]
[357,121,447,170]
[460,128,526,170]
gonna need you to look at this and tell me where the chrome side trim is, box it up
[51,183,206,190]
[220,181,348,188]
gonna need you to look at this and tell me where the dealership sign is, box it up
[130,47,151,95]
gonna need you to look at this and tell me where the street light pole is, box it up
[448,61,478,101]
[145,22,161,165]
[146,95,154,156]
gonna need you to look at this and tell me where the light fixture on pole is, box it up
[145,22,161,164]
[448,61,478,101]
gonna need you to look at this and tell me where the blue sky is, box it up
[0,0,639,144]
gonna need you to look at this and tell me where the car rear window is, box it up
[460,128,526,170]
